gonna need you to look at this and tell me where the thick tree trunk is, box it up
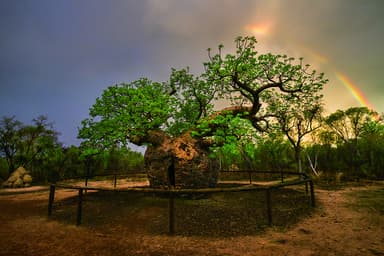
[144,130,219,189]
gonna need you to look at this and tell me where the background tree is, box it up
[79,36,328,188]
[60,146,84,179]
[0,114,145,183]
[305,129,339,176]
[325,107,375,144]
[269,95,324,174]
[0,116,22,175]
[325,107,377,176]
[253,132,294,173]
[17,115,61,180]
[359,119,384,178]
[0,115,62,181]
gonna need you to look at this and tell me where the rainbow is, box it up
[242,25,378,113]
[335,72,375,111]
[287,43,376,111]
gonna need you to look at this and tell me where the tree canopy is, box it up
[0,115,60,176]
[79,36,328,153]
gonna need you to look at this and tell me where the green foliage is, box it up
[359,120,384,178]
[325,107,376,143]
[80,36,328,156]
[0,116,23,173]
[104,146,144,172]
[253,133,294,171]
[305,143,344,175]
[194,111,259,169]
[303,107,384,179]
[0,157,8,180]
[0,115,61,180]
[79,69,216,149]
[204,36,327,115]
[0,115,145,183]
[199,36,327,157]
[60,146,84,178]
[321,107,380,177]
[79,78,174,148]
[62,147,144,181]
[167,68,215,136]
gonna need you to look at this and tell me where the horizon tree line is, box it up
[0,107,382,183]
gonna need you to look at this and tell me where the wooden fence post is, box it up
[84,176,89,195]
[113,174,117,189]
[77,188,84,226]
[168,193,175,235]
[266,188,272,226]
[309,180,315,207]
[48,185,56,217]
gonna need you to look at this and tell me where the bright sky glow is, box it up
[244,23,272,36]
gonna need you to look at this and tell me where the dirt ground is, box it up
[0,182,383,256]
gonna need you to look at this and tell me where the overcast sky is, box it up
[1,0,383,146]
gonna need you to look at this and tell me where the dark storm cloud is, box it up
[1,0,149,78]
[0,0,152,144]
[0,0,383,145]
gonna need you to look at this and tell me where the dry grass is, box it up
[51,187,313,237]
[1,182,383,256]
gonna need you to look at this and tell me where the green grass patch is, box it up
[347,188,384,215]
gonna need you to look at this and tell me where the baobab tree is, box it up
[79,36,328,188]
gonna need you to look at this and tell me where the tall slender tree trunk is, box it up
[295,146,302,174]
[6,156,15,176]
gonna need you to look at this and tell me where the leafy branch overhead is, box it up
[79,36,328,149]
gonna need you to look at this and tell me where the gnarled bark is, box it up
[144,130,219,189]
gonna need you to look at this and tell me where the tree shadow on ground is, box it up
[50,187,314,238]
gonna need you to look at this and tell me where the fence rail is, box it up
[47,171,315,235]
